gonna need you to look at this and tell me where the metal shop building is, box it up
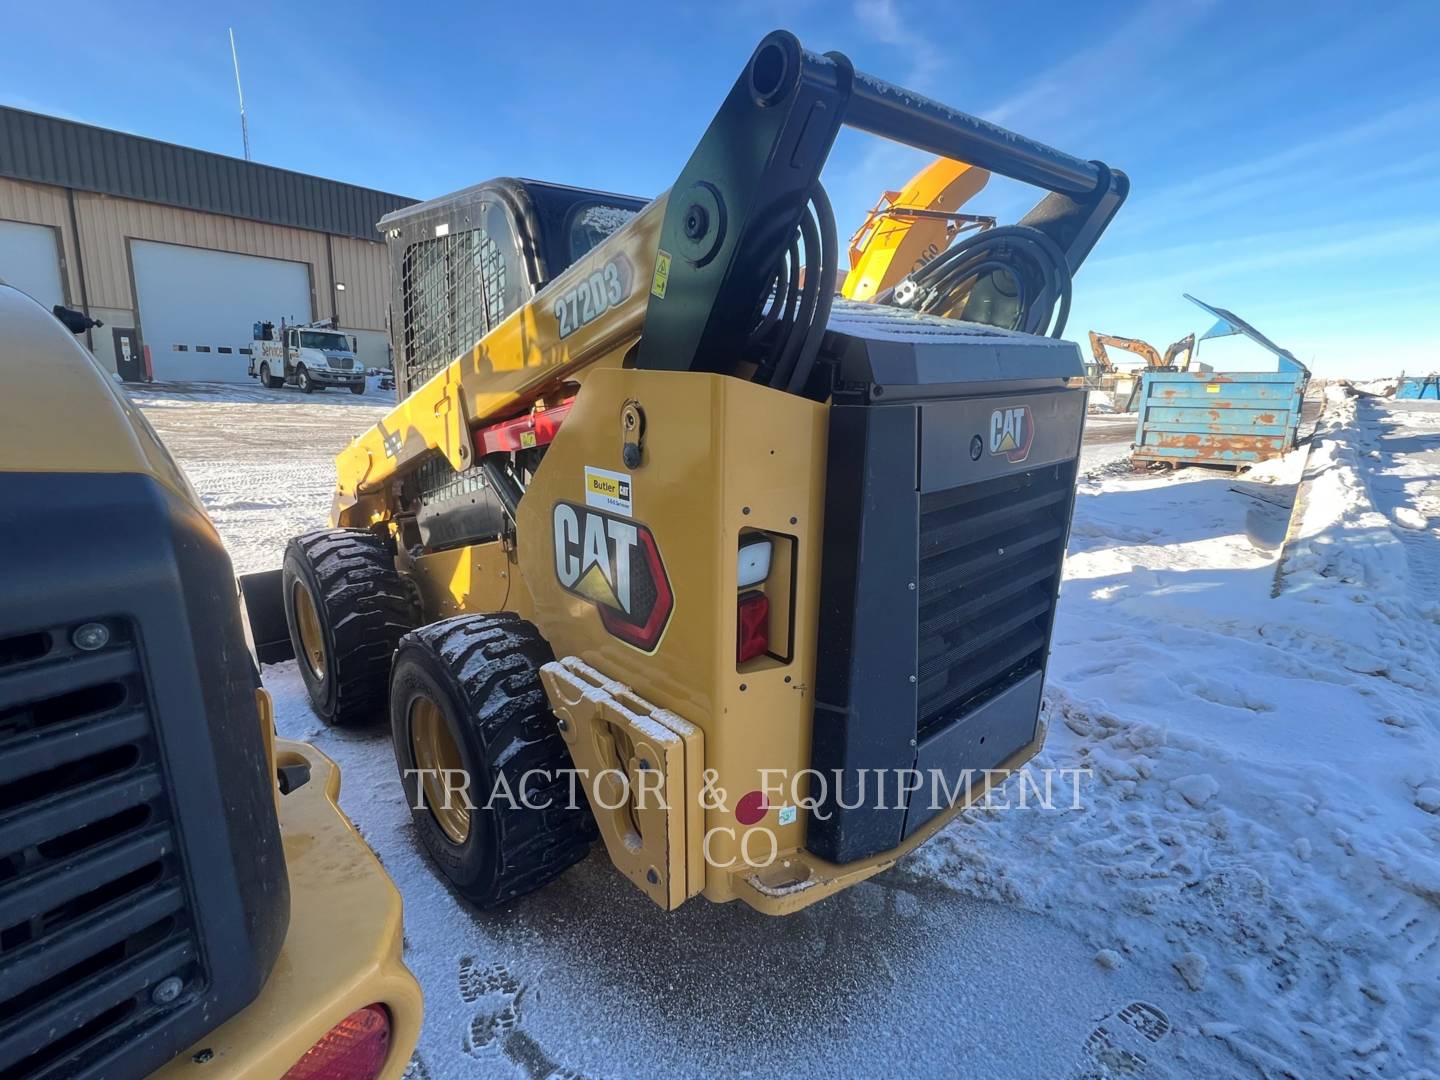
[0,106,413,381]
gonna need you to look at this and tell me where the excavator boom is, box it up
[842,157,992,301]
[1088,330,1164,371]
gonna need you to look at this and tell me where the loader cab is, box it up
[379,177,647,397]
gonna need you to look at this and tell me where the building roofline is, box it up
[0,105,416,242]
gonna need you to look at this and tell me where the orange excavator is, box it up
[1088,330,1196,374]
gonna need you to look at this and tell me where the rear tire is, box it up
[259,362,284,390]
[283,529,417,726]
[296,365,315,393]
[390,614,596,907]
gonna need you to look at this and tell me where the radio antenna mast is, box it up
[228,28,252,161]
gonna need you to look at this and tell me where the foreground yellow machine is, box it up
[0,285,420,1079]
[255,31,1128,916]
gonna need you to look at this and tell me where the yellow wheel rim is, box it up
[409,696,470,844]
[292,580,327,681]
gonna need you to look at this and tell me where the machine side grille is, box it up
[399,228,508,398]
[0,621,201,1080]
[407,456,488,508]
[915,462,1073,738]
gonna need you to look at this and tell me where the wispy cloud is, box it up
[1113,98,1440,236]
[1086,216,1440,294]
[985,0,1218,132]
[852,0,945,87]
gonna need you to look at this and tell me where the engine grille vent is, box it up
[407,455,489,509]
[0,620,200,1080]
[916,461,1074,738]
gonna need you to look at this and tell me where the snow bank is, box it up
[1352,377,1400,397]
[907,391,1440,1077]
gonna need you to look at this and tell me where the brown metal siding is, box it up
[0,177,390,332]
[0,177,81,304]
[73,192,331,314]
[0,106,413,242]
[330,235,388,331]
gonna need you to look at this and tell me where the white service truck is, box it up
[248,318,366,394]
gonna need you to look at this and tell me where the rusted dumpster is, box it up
[1132,294,1310,470]
[1132,360,1308,469]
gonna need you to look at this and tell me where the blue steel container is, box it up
[1396,375,1439,400]
[1132,357,1308,468]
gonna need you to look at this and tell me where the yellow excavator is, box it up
[1088,331,1196,374]
[841,158,994,302]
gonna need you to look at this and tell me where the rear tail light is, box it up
[282,1004,392,1080]
[737,591,770,662]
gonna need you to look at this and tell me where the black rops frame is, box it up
[635,30,1129,381]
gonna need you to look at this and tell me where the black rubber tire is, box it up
[349,381,365,395]
[259,363,284,390]
[283,528,417,726]
[296,365,315,393]
[390,613,596,907]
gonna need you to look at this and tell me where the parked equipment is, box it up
[1088,331,1195,375]
[1086,331,1196,411]
[0,281,421,1079]
[1132,295,1309,470]
[1396,374,1439,400]
[250,31,1128,916]
[841,158,994,302]
[249,317,366,394]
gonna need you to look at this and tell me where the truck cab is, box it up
[249,320,366,395]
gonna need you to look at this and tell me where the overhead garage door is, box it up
[0,220,66,311]
[133,241,312,382]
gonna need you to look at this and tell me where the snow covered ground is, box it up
[134,381,1439,1079]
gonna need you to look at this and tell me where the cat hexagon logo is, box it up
[989,405,1034,464]
[552,502,672,651]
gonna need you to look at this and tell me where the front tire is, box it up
[282,529,417,726]
[296,365,315,393]
[350,380,366,395]
[390,614,596,907]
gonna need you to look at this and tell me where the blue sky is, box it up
[6,0,1437,375]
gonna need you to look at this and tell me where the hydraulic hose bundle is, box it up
[749,183,838,395]
[887,224,1074,338]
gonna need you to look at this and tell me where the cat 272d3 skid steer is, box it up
[249,30,1128,916]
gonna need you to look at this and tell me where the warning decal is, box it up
[651,250,672,299]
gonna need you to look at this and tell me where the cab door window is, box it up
[399,199,530,395]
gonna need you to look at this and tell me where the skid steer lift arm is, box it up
[637,32,1128,392]
[309,29,1128,521]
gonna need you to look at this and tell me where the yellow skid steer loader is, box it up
[248,30,1128,916]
